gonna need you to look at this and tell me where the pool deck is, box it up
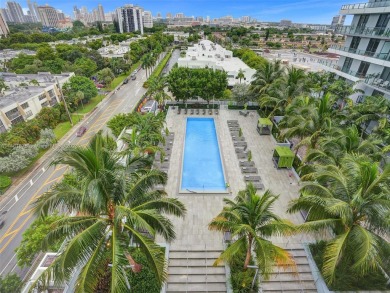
[157,108,314,250]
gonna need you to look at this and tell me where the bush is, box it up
[128,248,163,292]
[229,248,259,293]
[0,175,11,192]
[0,273,23,293]
[227,105,259,110]
[36,129,56,150]
[0,144,38,173]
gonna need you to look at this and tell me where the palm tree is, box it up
[288,155,390,285]
[250,60,284,97]
[148,76,171,109]
[328,79,363,108]
[0,78,9,96]
[31,133,186,292]
[237,68,245,84]
[209,184,295,278]
[141,54,154,78]
[304,125,384,166]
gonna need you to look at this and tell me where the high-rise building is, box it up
[7,1,25,23]
[242,16,250,23]
[0,9,13,23]
[156,12,162,19]
[0,12,10,36]
[27,0,40,22]
[331,15,346,28]
[57,10,65,20]
[73,6,81,20]
[37,5,59,27]
[166,12,172,19]
[115,4,143,34]
[327,0,390,101]
[143,10,153,28]
[98,4,105,21]
[280,19,292,27]
[175,13,184,19]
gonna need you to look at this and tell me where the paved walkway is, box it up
[158,108,313,250]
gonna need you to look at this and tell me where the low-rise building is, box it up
[0,72,74,133]
[177,40,256,86]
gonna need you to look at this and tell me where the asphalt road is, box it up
[0,67,149,277]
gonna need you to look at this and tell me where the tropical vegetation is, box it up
[30,133,186,292]
[209,184,296,290]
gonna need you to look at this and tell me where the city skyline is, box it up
[0,0,347,24]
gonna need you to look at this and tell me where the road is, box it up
[0,67,150,277]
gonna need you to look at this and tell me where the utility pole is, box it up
[56,77,73,126]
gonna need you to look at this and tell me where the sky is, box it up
[3,0,349,24]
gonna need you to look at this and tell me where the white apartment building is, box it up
[178,40,256,87]
[0,72,74,133]
[116,4,143,34]
[6,1,25,23]
[143,10,153,28]
[324,0,390,101]
[38,5,59,28]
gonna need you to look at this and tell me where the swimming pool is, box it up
[181,118,226,192]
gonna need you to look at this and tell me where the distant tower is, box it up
[98,4,105,21]
[115,4,144,34]
[0,12,10,36]
[143,10,153,28]
[7,1,25,23]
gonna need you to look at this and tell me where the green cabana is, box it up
[257,118,273,135]
[273,146,294,168]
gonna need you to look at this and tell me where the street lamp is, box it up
[247,265,259,290]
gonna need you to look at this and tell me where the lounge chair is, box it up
[239,161,255,167]
[244,175,261,182]
[233,137,245,141]
[209,109,212,115]
[203,109,206,115]
[244,111,249,117]
[228,120,238,123]
[251,182,264,190]
[234,142,247,148]
[190,109,194,114]
[237,153,248,159]
[229,127,240,131]
[196,109,199,114]
[242,167,258,174]
[184,108,187,114]
[230,132,240,137]
[215,109,219,115]
[235,148,247,154]
[177,108,181,114]
[239,110,245,116]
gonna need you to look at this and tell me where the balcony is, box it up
[364,76,390,94]
[329,45,390,63]
[318,60,365,82]
[340,1,390,14]
[336,26,390,39]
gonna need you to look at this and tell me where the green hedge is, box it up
[0,175,11,193]
[166,103,219,110]
[229,248,259,292]
[143,49,173,88]
[228,105,259,110]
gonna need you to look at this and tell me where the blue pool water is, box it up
[181,118,226,192]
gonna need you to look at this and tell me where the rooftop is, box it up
[0,72,73,109]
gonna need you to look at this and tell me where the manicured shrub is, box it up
[0,175,11,192]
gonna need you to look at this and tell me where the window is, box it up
[5,108,21,120]
[41,101,49,107]
[376,14,390,29]
[25,110,33,118]
[48,89,55,97]
[356,61,370,78]
[38,94,47,101]
[341,57,353,73]
[372,89,384,97]
[366,39,380,56]
[21,102,29,109]
[356,15,369,33]
[380,67,390,82]
[349,37,361,53]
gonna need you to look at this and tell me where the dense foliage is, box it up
[167,67,228,104]
[15,214,64,268]
[233,48,268,70]
[0,273,23,293]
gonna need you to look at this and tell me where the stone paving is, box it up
[157,108,314,249]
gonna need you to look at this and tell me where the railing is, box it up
[329,44,390,62]
[318,59,365,79]
[341,0,390,10]
[336,25,390,38]
[364,76,390,92]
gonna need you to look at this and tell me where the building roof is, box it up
[0,72,73,109]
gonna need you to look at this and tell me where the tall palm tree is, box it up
[288,155,390,285]
[31,133,186,292]
[141,54,154,78]
[148,76,171,109]
[250,60,284,97]
[237,68,245,84]
[209,184,295,278]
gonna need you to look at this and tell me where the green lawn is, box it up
[104,61,142,91]
[76,95,104,114]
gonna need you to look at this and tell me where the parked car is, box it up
[131,74,136,80]
[76,126,87,137]
[123,78,129,84]
[0,211,7,229]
